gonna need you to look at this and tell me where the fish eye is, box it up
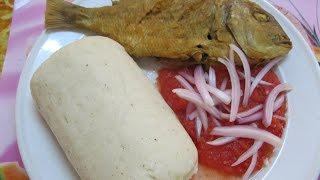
[197,44,203,48]
[253,12,270,22]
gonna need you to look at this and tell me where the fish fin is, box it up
[45,0,85,29]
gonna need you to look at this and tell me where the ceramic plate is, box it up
[16,0,320,179]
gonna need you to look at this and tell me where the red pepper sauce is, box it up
[157,65,286,177]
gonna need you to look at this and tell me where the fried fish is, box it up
[46,0,292,65]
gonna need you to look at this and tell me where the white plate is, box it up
[16,0,320,179]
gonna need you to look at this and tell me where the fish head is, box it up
[226,0,292,63]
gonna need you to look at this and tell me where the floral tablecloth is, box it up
[0,0,319,179]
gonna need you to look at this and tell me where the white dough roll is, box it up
[30,36,198,180]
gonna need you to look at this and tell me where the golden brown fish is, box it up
[46,0,292,65]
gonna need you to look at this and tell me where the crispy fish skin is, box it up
[226,0,292,60]
[46,0,292,65]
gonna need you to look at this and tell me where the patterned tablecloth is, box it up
[0,0,319,179]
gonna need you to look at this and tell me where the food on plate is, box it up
[30,36,198,180]
[45,0,292,64]
[157,45,292,179]
[0,162,29,180]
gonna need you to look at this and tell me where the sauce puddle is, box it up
[157,65,286,178]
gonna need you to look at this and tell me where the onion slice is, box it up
[207,137,237,146]
[273,115,286,121]
[220,78,228,91]
[250,58,282,95]
[211,125,282,147]
[237,111,264,124]
[238,71,273,86]
[218,58,241,122]
[176,75,211,130]
[243,153,258,180]
[230,44,251,106]
[237,95,285,124]
[209,67,216,87]
[186,103,196,118]
[188,110,198,120]
[221,104,263,120]
[179,71,195,84]
[196,116,202,138]
[175,75,194,91]
[232,140,263,166]
[210,115,222,127]
[204,72,209,82]
[205,85,231,104]
[263,83,292,127]
[194,65,215,106]
[238,104,263,117]
[172,89,221,118]
[197,106,208,130]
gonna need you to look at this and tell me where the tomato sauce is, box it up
[157,65,286,177]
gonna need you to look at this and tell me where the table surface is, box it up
[0,0,319,179]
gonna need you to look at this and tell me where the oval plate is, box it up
[16,0,320,179]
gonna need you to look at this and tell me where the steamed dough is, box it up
[30,36,198,180]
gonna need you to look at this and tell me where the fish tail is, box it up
[45,0,88,29]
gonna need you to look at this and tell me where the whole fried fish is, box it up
[46,0,292,65]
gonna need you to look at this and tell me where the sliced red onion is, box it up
[221,104,231,113]
[263,83,292,127]
[273,115,286,121]
[221,104,263,119]
[172,89,202,104]
[205,85,231,104]
[175,75,194,91]
[175,76,203,124]
[237,95,285,124]
[197,106,209,130]
[211,125,282,147]
[210,95,222,105]
[218,58,241,122]
[179,71,195,84]
[274,95,285,110]
[220,78,228,91]
[188,110,198,120]
[207,137,237,146]
[196,116,202,138]
[239,104,263,117]
[243,153,258,180]
[186,102,196,118]
[224,89,243,97]
[232,140,263,166]
[237,111,263,124]
[209,67,216,87]
[205,72,209,82]
[172,89,221,118]
[250,58,282,95]
[238,71,273,86]
[194,65,215,106]
[230,44,251,106]
[211,115,222,127]
[224,89,231,96]
[208,106,222,119]
[251,123,258,128]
